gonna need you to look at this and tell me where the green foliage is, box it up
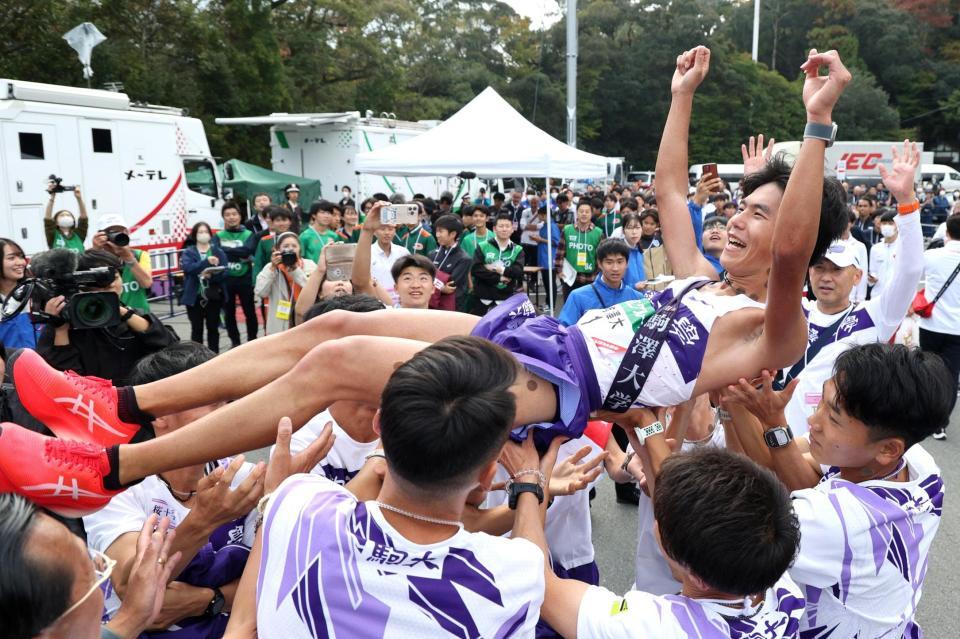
[1,0,958,170]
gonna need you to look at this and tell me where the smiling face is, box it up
[1,243,26,283]
[575,203,593,226]
[395,266,432,309]
[720,182,784,277]
[494,218,513,242]
[222,207,242,229]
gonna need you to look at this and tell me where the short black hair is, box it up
[266,205,292,221]
[590,197,604,210]
[879,209,897,223]
[859,193,877,205]
[130,341,216,385]
[494,212,514,225]
[304,293,386,322]
[643,194,657,206]
[220,200,246,222]
[620,198,639,212]
[78,248,122,271]
[493,192,505,201]
[597,238,630,262]
[639,209,660,225]
[740,153,847,266]
[373,192,389,202]
[833,343,954,447]
[946,215,960,240]
[390,254,436,281]
[434,214,464,240]
[309,200,336,217]
[473,205,490,217]
[440,194,453,205]
[620,211,640,228]
[0,493,73,639]
[654,448,800,595]
[459,205,476,219]
[703,214,729,228]
[556,193,570,205]
[379,336,519,492]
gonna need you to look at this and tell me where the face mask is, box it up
[196,232,211,243]
[57,216,75,229]
[880,225,896,238]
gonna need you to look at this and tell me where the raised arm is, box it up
[758,49,851,364]
[351,201,388,296]
[873,141,923,333]
[655,46,718,280]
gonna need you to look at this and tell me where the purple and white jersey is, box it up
[785,211,922,436]
[257,474,545,638]
[280,408,380,485]
[576,277,764,408]
[789,445,943,638]
[577,575,805,638]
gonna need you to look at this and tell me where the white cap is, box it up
[823,242,861,269]
[98,213,127,230]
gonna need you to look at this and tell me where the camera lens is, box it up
[73,294,115,329]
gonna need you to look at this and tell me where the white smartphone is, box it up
[381,204,420,225]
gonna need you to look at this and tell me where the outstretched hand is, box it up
[800,49,851,123]
[550,445,607,497]
[671,46,711,96]
[266,416,335,493]
[742,134,775,176]
[878,140,920,204]
[722,370,798,427]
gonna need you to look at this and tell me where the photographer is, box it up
[44,182,88,252]
[92,214,153,313]
[36,249,178,384]
[181,223,228,353]
[254,232,316,334]
[0,238,36,349]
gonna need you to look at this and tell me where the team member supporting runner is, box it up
[0,47,851,516]
[254,338,544,638]
[722,344,952,638]
[512,441,804,639]
[782,142,924,435]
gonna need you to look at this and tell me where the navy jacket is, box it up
[181,245,229,307]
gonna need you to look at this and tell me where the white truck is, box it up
[0,79,224,260]
[215,112,451,201]
[772,141,924,186]
[215,112,529,204]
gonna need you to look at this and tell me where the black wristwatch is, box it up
[763,425,794,449]
[204,587,225,617]
[120,307,136,322]
[507,481,544,509]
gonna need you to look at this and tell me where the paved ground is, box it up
[158,304,958,635]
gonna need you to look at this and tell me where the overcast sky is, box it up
[503,0,563,29]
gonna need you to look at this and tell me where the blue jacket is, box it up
[624,244,646,289]
[558,276,644,326]
[688,201,724,275]
[538,220,562,269]
[0,311,36,349]
[180,245,228,307]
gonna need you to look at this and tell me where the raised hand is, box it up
[800,49,852,124]
[266,416,335,493]
[741,134,775,176]
[878,140,920,204]
[192,456,265,528]
[549,445,607,497]
[671,46,711,96]
[723,370,799,427]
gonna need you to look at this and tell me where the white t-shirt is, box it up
[371,242,410,304]
[257,474,545,639]
[785,212,921,437]
[519,207,542,246]
[83,459,259,618]
[867,238,899,300]
[634,423,726,595]
[919,241,960,335]
[281,408,379,485]
[789,446,942,638]
[577,574,805,638]
[486,435,605,570]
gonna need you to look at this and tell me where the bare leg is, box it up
[118,335,557,484]
[135,309,480,416]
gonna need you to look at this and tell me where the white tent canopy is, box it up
[354,87,610,178]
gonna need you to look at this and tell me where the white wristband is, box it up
[634,421,665,447]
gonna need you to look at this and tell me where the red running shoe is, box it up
[13,349,141,446]
[0,423,120,517]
